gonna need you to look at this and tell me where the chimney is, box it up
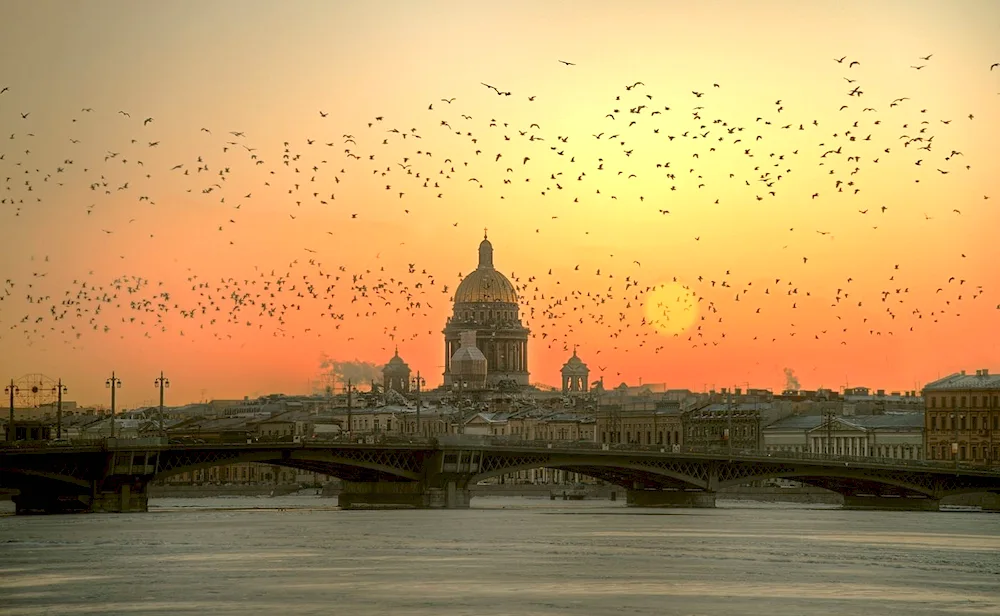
[960,370,966,376]
[975,370,982,377]
[982,369,989,377]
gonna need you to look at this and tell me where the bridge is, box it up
[2,435,999,514]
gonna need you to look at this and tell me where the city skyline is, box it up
[2,0,999,408]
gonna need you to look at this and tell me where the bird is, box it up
[991,63,999,71]
[558,60,575,66]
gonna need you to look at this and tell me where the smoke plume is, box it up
[783,367,801,391]
[318,355,383,391]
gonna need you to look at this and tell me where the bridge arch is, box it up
[154,448,423,484]
[469,454,711,491]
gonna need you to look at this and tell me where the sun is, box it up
[644,282,699,335]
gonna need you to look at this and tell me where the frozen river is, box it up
[1,495,998,615]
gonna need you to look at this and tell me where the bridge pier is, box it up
[626,489,717,508]
[337,480,471,509]
[842,494,940,511]
[12,489,89,515]
[10,478,148,514]
[90,480,149,513]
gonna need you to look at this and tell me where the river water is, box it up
[0,496,998,615]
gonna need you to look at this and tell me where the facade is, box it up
[442,234,530,388]
[683,403,762,451]
[762,413,925,460]
[596,406,684,447]
[922,369,1000,467]
[560,349,590,394]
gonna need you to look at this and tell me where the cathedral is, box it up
[441,233,530,389]
[382,234,588,395]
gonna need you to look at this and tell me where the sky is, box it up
[1,0,998,408]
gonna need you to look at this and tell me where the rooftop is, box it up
[923,370,1000,391]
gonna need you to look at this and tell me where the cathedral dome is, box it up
[453,236,518,304]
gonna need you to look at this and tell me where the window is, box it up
[931,416,938,430]
[961,396,967,408]
[972,416,978,430]
[972,396,978,408]
[931,397,937,408]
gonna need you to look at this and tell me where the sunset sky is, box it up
[1,0,998,408]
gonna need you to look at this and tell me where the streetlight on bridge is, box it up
[950,412,964,470]
[5,380,17,442]
[106,372,122,439]
[154,371,169,438]
[51,379,68,440]
[345,379,353,440]
[411,372,425,436]
[822,408,836,456]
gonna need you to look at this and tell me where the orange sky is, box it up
[1,0,998,408]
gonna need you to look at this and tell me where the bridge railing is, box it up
[432,435,995,472]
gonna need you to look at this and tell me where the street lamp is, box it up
[106,371,122,439]
[5,380,18,442]
[52,379,68,440]
[822,408,836,457]
[410,372,426,437]
[345,379,353,439]
[951,412,963,469]
[154,371,169,438]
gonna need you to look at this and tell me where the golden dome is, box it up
[453,237,519,304]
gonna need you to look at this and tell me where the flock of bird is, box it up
[1,55,998,374]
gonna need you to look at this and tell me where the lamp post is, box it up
[951,412,962,469]
[345,379,353,439]
[5,380,18,442]
[154,371,169,438]
[823,408,836,456]
[52,379,67,440]
[411,372,425,436]
[106,371,122,438]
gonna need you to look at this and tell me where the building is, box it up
[383,349,411,394]
[762,413,925,460]
[560,348,590,394]
[922,369,1000,467]
[449,330,489,391]
[596,405,684,447]
[442,234,530,388]
[683,403,761,451]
